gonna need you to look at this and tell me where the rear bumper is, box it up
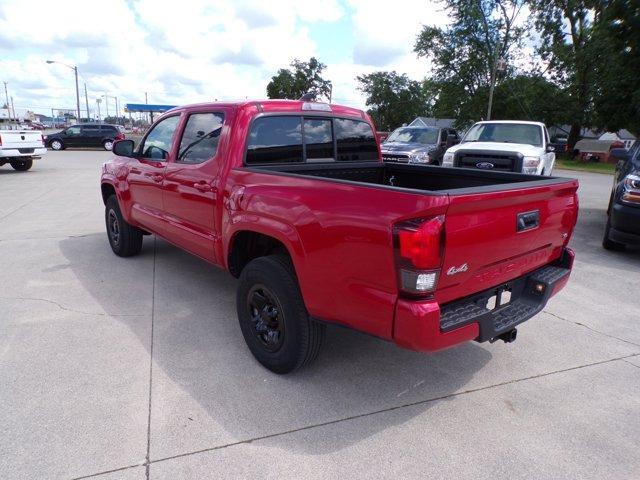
[393,247,574,352]
[0,147,46,158]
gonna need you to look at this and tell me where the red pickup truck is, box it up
[101,100,578,373]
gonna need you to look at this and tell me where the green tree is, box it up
[356,71,431,131]
[592,0,640,136]
[266,57,332,101]
[414,0,528,125]
[530,1,606,148]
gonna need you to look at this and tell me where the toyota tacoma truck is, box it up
[442,120,556,175]
[0,129,47,171]
[100,100,578,373]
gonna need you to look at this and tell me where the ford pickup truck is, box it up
[100,100,578,373]
[0,129,47,171]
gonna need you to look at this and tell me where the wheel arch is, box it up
[227,229,302,279]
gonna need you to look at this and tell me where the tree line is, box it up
[266,0,639,149]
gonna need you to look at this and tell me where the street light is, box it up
[46,60,81,123]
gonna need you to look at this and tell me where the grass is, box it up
[555,157,616,174]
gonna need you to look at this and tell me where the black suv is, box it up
[45,124,124,151]
[603,142,640,250]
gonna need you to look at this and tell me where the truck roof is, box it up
[474,120,546,127]
[166,100,367,119]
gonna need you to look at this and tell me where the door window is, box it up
[141,115,181,159]
[66,126,81,136]
[177,113,225,164]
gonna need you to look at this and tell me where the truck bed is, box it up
[249,161,568,194]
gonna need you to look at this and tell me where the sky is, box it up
[0,0,450,118]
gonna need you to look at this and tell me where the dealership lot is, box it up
[1,151,639,479]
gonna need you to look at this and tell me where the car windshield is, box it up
[463,123,543,147]
[386,127,439,145]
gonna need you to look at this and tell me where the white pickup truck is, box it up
[0,130,47,171]
[442,120,556,175]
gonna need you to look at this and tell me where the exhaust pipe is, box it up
[496,328,517,343]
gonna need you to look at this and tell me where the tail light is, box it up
[393,215,445,296]
[115,132,125,141]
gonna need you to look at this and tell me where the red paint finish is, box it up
[101,99,578,352]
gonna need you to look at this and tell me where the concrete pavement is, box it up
[1,152,638,479]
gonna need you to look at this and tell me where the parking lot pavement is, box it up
[1,152,639,479]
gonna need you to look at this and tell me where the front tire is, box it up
[236,255,325,374]
[10,159,33,171]
[50,139,64,150]
[602,216,626,251]
[105,195,143,257]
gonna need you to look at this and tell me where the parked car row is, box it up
[382,120,556,176]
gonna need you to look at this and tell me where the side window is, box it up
[66,126,81,136]
[246,116,302,164]
[178,113,224,164]
[334,118,378,161]
[81,126,99,135]
[304,118,334,161]
[141,115,181,160]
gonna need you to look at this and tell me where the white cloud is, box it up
[0,0,446,117]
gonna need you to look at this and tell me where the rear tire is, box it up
[602,216,626,251]
[236,254,325,374]
[50,139,64,150]
[103,140,114,151]
[10,159,33,171]
[105,195,143,257]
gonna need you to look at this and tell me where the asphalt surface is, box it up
[1,151,639,480]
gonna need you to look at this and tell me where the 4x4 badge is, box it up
[447,263,469,276]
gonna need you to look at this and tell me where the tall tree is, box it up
[356,71,431,131]
[592,0,640,136]
[530,1,605,149]
[266,57,332,101]
[414,0,528,125]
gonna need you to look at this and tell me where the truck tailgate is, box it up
[436,179,578,304]
[0,131,43,149]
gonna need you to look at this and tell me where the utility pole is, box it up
[73,66,81,123]
[104,92,109,118]
[10,96,16,125]
[486,35,507,121]
[84,83,90,122]
[96,98,102,122]
[3,82,10,121]
[115,97,119,125]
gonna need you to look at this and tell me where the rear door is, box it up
[436,180,579,304]
[162,110,228,263]
[80,125,101,147]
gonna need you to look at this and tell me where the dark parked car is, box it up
[603,142,640,250]
[381,126,459,165]
[45,124,125,151]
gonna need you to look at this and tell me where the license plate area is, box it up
[485,286,512,311]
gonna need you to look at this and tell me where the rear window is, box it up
[334,118,378,161]
[246,115,377,164]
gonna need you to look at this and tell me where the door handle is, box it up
[517,210,540,232]
[193,182,212,192]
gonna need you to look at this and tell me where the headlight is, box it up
[622,173,640,204]
[442,152,454,167]
[408,152,430,164]
[523,156,541,174]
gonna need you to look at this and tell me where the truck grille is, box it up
[382,154,409,163]
[455,152,521,172]
[18,148,35,154]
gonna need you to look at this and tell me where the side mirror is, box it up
[113,139,135,157]
[610,148,629,161]
[446,134,457,147]
[546,145,555,153]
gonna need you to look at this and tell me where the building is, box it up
[599,130,637,150]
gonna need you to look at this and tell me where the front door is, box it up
[127,114,181,234]
[162,110,227,263]
[64,126,83,147]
